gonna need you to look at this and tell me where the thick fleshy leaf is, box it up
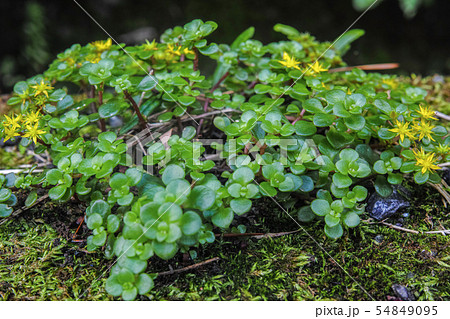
[324,224,343,239]
[230,198,252,215]
[212,207,234,228]
[311,199,331,216]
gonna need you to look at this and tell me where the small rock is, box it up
[367,186,410,220]
[392,284,415,301]
[432,74,444,83]
[442,168,450,185]
[406,272,414,279]
[374,235,383,243]
[109,116,123,128]
[402,213,410,218]
[0,137,20,147]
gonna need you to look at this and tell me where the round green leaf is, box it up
[178,95,196,106]
[302,98,324,113]
[99,100,121,119]
[230,198,252,215]
[212,207,234,228]
[344,115,365,131]
[259,182,277,197]
[122,287,138,301]
[138,75,157,91]
[87,213,103,229]
[343,212,360,228]
[189,185,215,210]
[110,173,129,189]
[46,169,63,185]
[297,206,315,222]
[107,214,120,233]
[48,185,67,200]
[180,211,202,235]
[332,173,352,189]
[414,171,429,184]
[0,188,12,202]
[105,276,122,297]
[90,200,110,217]
[313,113,335,127]
[136,273,154,295]
[0,204,13,217]
[325,214,340,227]
[374,175,393,197]
[125,168,143,186]
[373,160,387,174]
[294,121,317,136]
[232,167,255,185]
[311,199,331,216]
[24,191,38,207]
[324,224,343,239]
[182,126,196,140]
[162,164,185,185]
[153,241,178,260]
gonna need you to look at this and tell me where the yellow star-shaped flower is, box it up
[2,126,21,142]
[30,80,54,98]
[308,61,328,74]
[277,52,301,70]
[23,110,42,126]
[417,105,437,120]
[435,143,450,156]
[412,119,435,141]
[413,150,441,174]
[382,78,398,89]
[86,54,101,64]
[183,47,195,55]
[388,120,414,142]
[166,44,182,56]
[3,113,22,131]
[142,39,157,51]
[22,122,46,144]
[91,38,112,52]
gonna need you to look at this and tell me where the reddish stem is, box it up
[90,85,106,132]
[98,84,106,132]
[196,71,230,137]
[124,90,147,129]
[193,48,199,71]
[291,109,306,125]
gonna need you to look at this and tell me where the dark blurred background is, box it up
[0,0,448,93]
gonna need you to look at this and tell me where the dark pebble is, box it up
[442,168,450,185]
[367,186,410,220]
[374,235,383,243]
[392,284,415,301]
[0,137,21,147]
[432,74,444,83]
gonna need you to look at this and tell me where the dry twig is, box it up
[157,257,220,276]
[0,194,49,225]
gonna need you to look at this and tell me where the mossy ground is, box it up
[0,181,449,301]
[0,75,449,301]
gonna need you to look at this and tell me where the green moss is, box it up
[0,219,112,300]
[1,181,449,300]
